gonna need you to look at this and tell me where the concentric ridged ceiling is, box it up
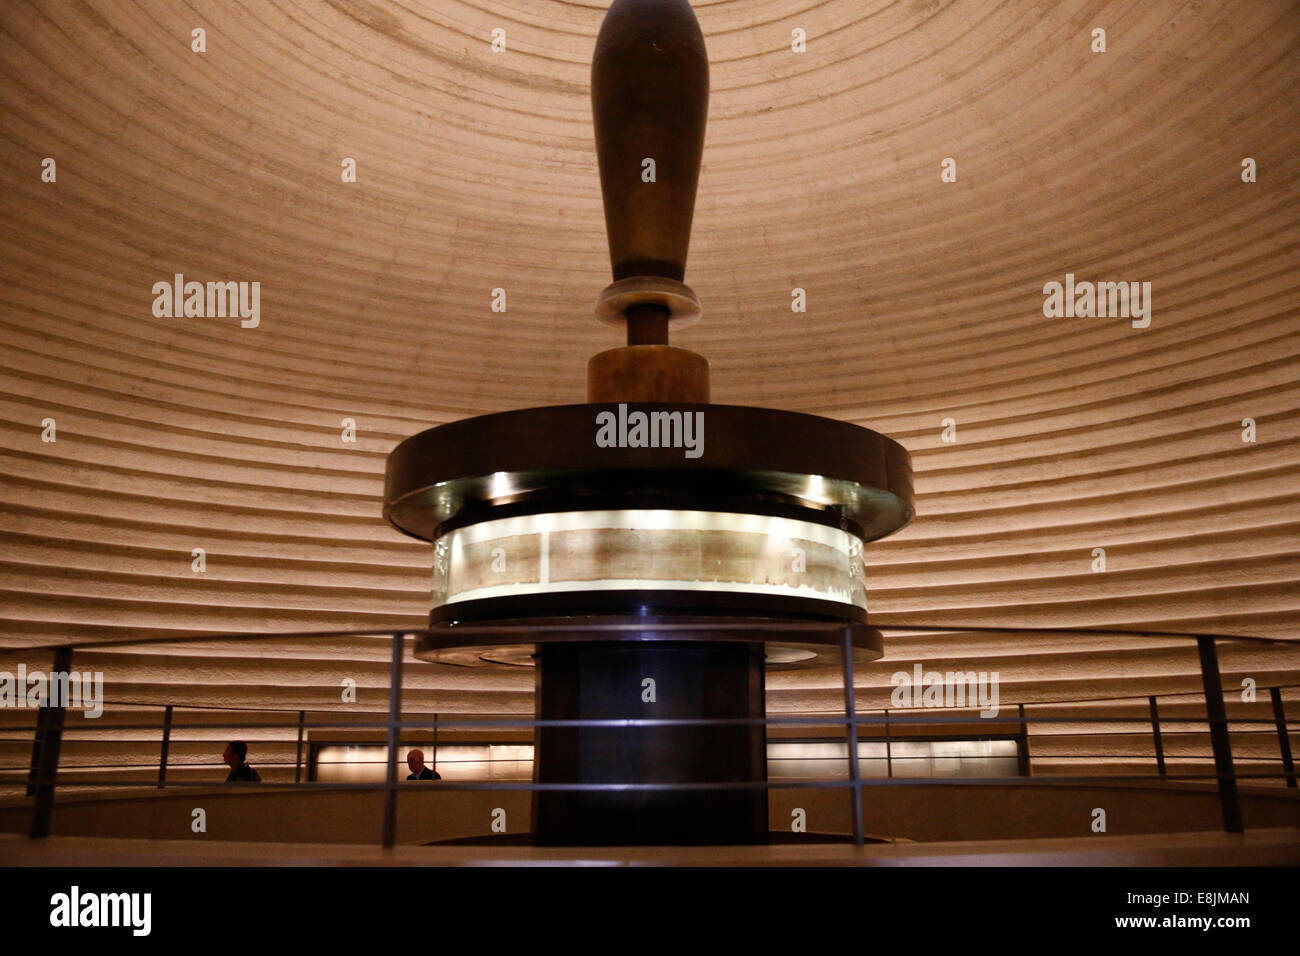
[1,0,1298,735]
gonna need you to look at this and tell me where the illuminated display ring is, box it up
[430,509,869,618]
[385,403,911,652]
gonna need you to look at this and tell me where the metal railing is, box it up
[6,623,1297,847]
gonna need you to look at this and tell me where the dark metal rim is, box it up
[427,590,869,630]
[415,639,883,670]
[414,613,884,666]
[383,403,914,543]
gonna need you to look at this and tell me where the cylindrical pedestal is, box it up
[533,640,768,846]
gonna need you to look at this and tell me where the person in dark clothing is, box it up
[406,749,441,781]
[223,740,262,782]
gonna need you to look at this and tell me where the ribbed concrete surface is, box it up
[0,1,1297,780]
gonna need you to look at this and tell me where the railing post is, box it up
[26,695,53,798]
[884,708,892,778]
[1196,636,1243,833]
[382,633,405,849]
[1148,695,1166,777]
[29,646,73,839]
[295,710,306,784]
[157,704,173,788]
[1016,703,1031,776]
[840,627,864,846]
[1269,687,1296,788]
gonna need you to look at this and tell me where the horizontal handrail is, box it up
[14,772,1297,791]
[2,621,1291,652]
[3,713,1292,735]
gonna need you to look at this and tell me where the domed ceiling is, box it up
[1,0,1297,778]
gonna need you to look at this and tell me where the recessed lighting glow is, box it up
[434,509,868,609]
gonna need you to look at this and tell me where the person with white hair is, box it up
[405,748,441,781]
